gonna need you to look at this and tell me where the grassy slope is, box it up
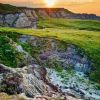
[0,3,19,13]
[0,18,100,82]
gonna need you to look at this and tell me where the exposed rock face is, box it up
[0,65,23,94]
[0,73,23,94]
[19,35,91,73]
[65,13,100,20]
[14,13,32,28]
[38,10,49,18]
[18,8,100,20]
[47,69,100,100]
[22,74,47,97]
[0,12,37,28]
[5,14,19,27]
[23,9,38,19]
[0,64,67,100]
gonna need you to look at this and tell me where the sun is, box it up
[44,0,56,7]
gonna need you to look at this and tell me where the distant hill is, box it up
[0,3,19,14]
[0,3,72,14]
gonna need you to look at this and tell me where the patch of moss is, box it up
[0,36,25,68]
[46,58,63,72]
[0,36,17,67]
[0,31,20,42]
[96,84,100,90]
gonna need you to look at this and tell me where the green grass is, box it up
[0,18,100,82]
[38,18,100,31]
[0,3,19,13]
[0,36,17,67]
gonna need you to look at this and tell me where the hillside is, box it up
[0,3,19,14]
[0,18,100,99]
[0,18,100,81]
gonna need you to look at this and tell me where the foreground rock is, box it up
[0,63,100,100]
[47,68,100,100]
[0,64,66,99]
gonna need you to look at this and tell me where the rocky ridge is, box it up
[0,3,100,28]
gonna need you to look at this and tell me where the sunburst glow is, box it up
[44,0,56,7]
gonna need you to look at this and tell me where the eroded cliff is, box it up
[0,3,100,28]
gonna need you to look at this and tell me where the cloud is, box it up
[63,0,94,2]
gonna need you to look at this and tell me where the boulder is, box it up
[24,9,34,18]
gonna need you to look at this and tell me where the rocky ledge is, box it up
[0,64,80,100]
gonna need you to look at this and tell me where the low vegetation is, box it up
[38,18,100,31]
[0,3,19,13]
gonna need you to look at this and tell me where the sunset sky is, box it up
[0,0,100,15]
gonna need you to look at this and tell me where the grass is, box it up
[0,3,19,13]
[0,36,25,68]
[0,18,100,82]
[38,18,100,31]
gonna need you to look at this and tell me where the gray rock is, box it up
[31,10,38,18]
[22,74,47,98]
[18,35,91,73]
[50,12,57,18]
[5,14,19,27]
[38,10,49,18]
[15,13,31,28]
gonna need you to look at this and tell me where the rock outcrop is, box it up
[19,35,91,73]
[0,12,38,28]
[65,13,100,20]
[21,8,100,20]
[0,64,72,100]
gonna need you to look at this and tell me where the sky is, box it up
[0,0,100,15]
